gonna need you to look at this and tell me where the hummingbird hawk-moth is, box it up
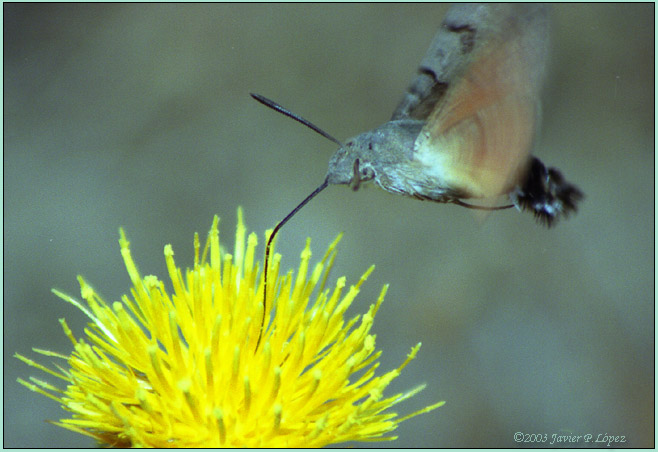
[252,3,583,345]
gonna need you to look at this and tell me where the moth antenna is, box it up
[256,178,330,351]
[250,93,344,146]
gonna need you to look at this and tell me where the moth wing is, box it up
[391,3,521,121]
[413,4,550,199]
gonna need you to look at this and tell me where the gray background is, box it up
[4,3,654,448]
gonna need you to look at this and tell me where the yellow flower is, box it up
[17,209,443,447]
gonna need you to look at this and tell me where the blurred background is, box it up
[4,4,654,448]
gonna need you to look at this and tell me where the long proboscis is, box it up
[256,179,329,351]
[251,93,342,351]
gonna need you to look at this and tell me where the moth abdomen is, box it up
[511,157,584,227]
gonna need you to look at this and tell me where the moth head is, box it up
[326,142,375,190]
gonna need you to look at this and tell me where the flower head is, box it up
[17,209,443,447]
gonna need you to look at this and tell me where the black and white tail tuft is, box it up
[511,157,584,227]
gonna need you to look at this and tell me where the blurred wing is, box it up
[391,4,479,121]
[412,4,550,199]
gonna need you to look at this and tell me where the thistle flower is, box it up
[17,209,443,447]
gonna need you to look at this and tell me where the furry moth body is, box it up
[255,3,582,227]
